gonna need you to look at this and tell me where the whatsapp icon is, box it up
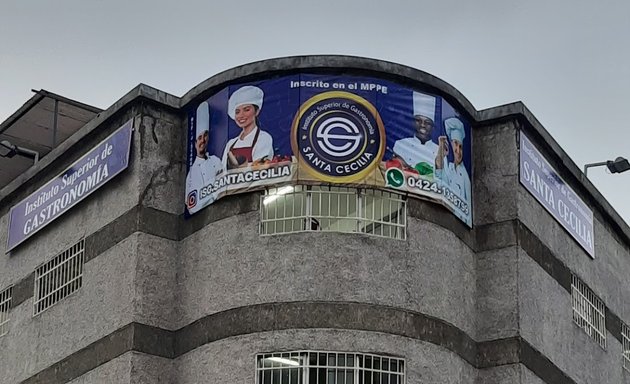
[385,168,405,188]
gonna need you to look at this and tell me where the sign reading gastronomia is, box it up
[185,74,472,226]
[519,132,594,257]
[7,120,134,252]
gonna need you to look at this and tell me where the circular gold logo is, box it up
[291,91,385,183]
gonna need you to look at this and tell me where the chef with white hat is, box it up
[435,117,471,223]
[392,92,439,175]
[186,101,223,214]
[221,85,274,170]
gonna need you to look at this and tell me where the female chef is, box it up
[221,85,274,170]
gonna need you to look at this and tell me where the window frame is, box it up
[33,239,85,316]
[260,185,407,240]
[570,274,606,349]
[256,350,405,384]
[623,322,630,372]
[0,285,13,337]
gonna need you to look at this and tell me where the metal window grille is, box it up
[623,323,630,372]
[260,186,406,240]
[256,351,405,384]
[571,274,606,348]
[33,239,85,316]
[0,286,12,337]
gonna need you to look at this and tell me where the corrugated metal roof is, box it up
[0,90,101,189]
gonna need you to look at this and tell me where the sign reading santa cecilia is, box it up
[520,132,594,257]
[6,120,133,252]
[185,74,473,226]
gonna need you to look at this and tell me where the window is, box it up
[571,274,606,348]
[256,351,405,384]
[0,286,12,337]
[623,323,630,372]
[34,239,85,316]
[260,186,406,240]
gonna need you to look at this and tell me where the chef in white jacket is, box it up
[392,92,439,172]
[186,101,223,214]
[222,85,274,170]
[435,117,471,223]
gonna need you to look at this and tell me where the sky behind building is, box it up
[2,0,629,222]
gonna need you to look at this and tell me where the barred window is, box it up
[260,186,406,240]
[571,274,606,348]
[34,240,85,316]
[623,323,630,372]
[0,286,12,337]
[256,351,405,384]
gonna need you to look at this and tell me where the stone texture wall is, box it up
[0,101,182,383]
[1,57,629,384]
[516,129,630,383]
[175,330,477,384]
[177,212,477,335]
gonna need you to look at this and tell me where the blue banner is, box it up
[186,74,472,226]
[520,132,594,257]
[7,120,134,252]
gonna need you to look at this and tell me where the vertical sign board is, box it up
[185,74,473,226]
[6,120,134,252]
[519,132,594,257]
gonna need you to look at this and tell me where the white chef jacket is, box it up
[186,155,223,214]
[393,137,439,168]
[435,157,471,224]
[221,126,274,170]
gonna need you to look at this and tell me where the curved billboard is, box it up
[185,74,472,226]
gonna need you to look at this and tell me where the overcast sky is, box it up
[2,0,629,223]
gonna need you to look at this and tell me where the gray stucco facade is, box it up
[1,55,629,384]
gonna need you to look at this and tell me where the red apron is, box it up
[228,128,260,169]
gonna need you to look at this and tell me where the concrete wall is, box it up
[476,365,547,384]
[1,57,630,384]
[0,102,182,383]
[66,353,131,384]
[136,103,184,216]
[0,235,137,383]
[177,212,477,336]
[472,115,630,383]
[516,129,630,383]
[473,121,520,226]
[64,352,173,384]
[129,353,174,384]
[475,246,519,342]
[133,234,179,330]
[519,185,630,323]
[175,329,477,384]
[0,111,141,289]
[473,120,521,343]
[518,245,626,384]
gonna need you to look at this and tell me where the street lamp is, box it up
[583,157,630,176]
[0,140,40,164]
[0,140,17,158]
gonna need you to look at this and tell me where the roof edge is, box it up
[479,101,630,249]
[3,58,629,252]
[180,55,479,119]
[0,84,180,204]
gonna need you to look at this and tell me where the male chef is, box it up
[435,117,471,223]
[186,101,223,214]
[392,92,439,175]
